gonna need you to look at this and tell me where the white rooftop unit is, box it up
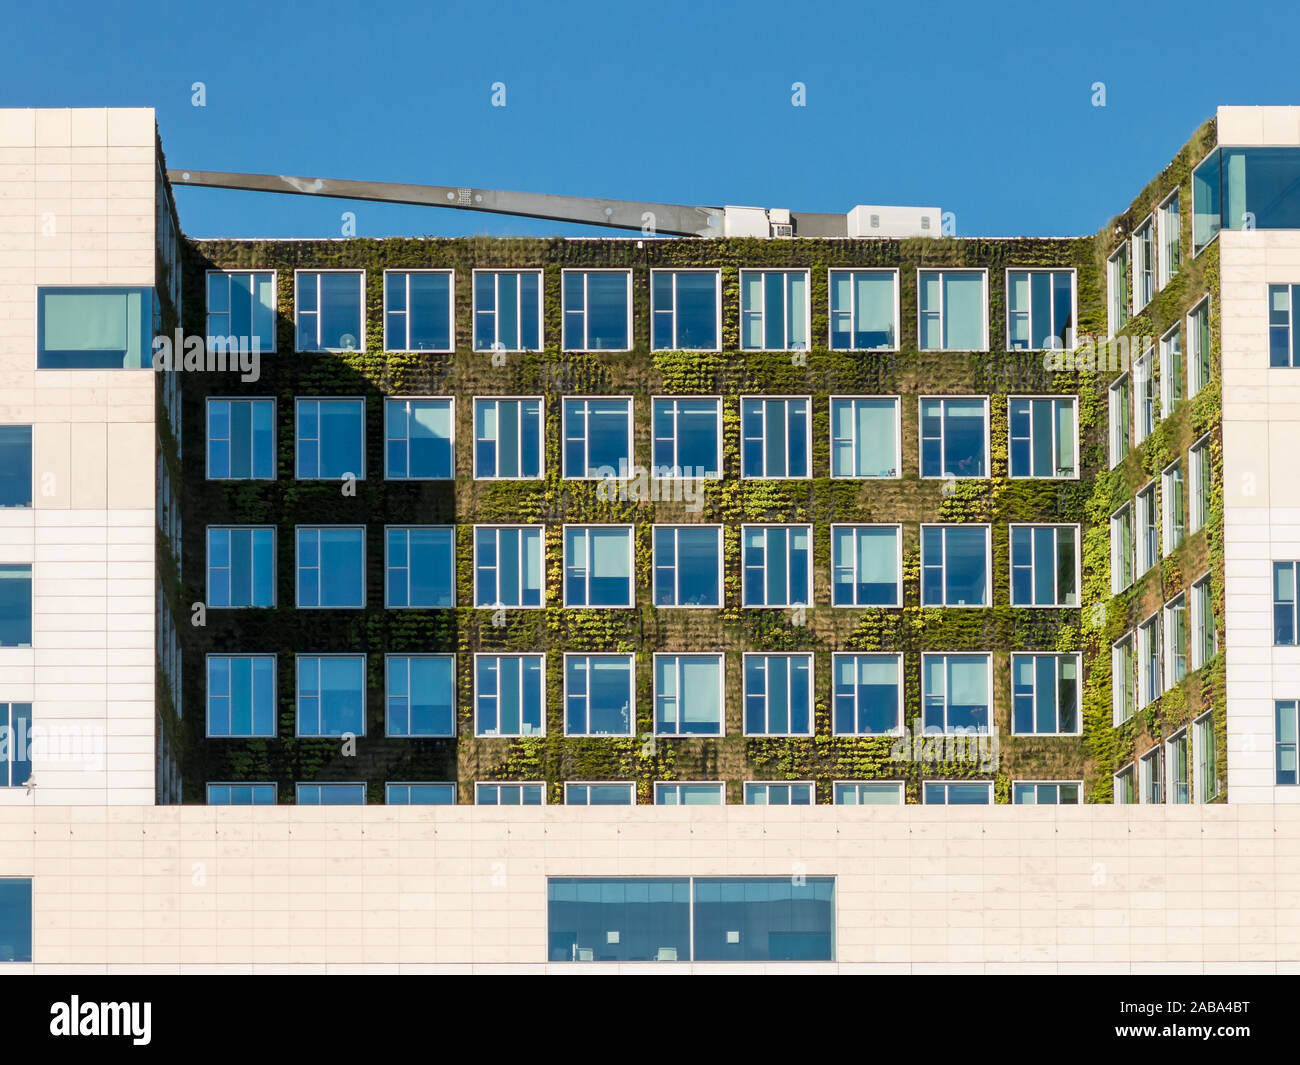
[846,205,942,238]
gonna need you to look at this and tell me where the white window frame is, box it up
[1157,189,1180,290]
[295,524,366,609]
[653,652,725,737]
[1189,433,1211,534]
[1109,503,1134,594]
[1108,373,1130,468]
[1112,633,1136,725]
[1006,394,1078,480]
[1113,765,1136,804]
[383,396,455,481]
[1137,611,1162,709]
[1011,780,1084,805]
[207,782,279,805]
[743,781,816,805]
[381,268,455,353]
[1188,295,1212,397]
[473,524,546,610]
[651,395,723,479]
[649,268,722,352]
[1159,323,1183,415]
[1009,652,1082,736]
[471,268,544,353]
[1003,267,1078,351]
[1136,480,1158,575]
[295,653,367,739]
[472,395,545,481]
[832,651,904,737]
[1191,572,1217,670]
[295,396,366,481]
[384,653,456,738]
[1007,523,1080,608]
[741,651,815,737]
[832,781,904,805]
[1139,743,1164,804]
[1194,710,1219,803]
[205,269,278,353]
[1161,458,1185,556]
[563,652,635,738]
[826,267,901,352]
[653,781,726,806]
[918,395,990,480]
[740,395,812,480]
[922,781,994,805]
[1163,593,1187,691]
[205,396,277,481]
[205,653,277,739]
[1133,346,1155,443]
[475,782,546,806]
[921,652,993,735]
[915,268,989,352]
[564,781,636,805]
[739,268,812,352]
[1107,244,1130,338]
[562,396,634,480]
[652,524,724,609]
[1132,214,1156,314]
[740,523,814,608]
[293,268,366,353]
[1166,727,1191,804]
[384,524,457,609]
[829,523,903,608]
[206,525,276,609]
[561,268,633,353]
[296,782,367,805]
[562,524,636,609]
[386,783,458,806]
[828,395,901,479]
[473,652,546,738]
[919,523,992,608]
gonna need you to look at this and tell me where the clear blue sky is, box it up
[5,0,1299,239]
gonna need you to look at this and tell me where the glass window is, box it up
[741,397,810,478]
[565,654,634,736]
[474,526,544,608]
[0,427,32,508]
[1107,245,1130,336]
[1269,284,1300,367]
[653,525,722,607]
[1164,595,1187,689]
[922,654,991,734]
[651,397,721,479]
[206,655,276,737]
[207,398,275,480]
[207,783,277,805]
[1008,397,1076,478]
[1110,504,1134,593]
[744,782,813,805]
[1192,574,1217,670]
[296,271,364,351]
[563,397,633,478]
[1140,746,1163,804]
[1275,561,1297,645]
[833,782,903,805]
[206,270,276,352]
[1010,653,1080,735]
[1189,436,1211,534]
[1194,147,1300,249]
[830,397,898,478]
[0,703,31,788]
[1158,192,1180,288]
[475,653,545,737]
[923,782,992,805]
[295,398,365,480]
[473,270,542,352]
[919,397,987,478]
[833,653,901,736]
[566,782,635,805]
[1114,766,1137,804]
[692,877,833,961]
[296,655,366,737]
[477,782,544,805]
[651,270,719,350]
[828,270,896,350]
[1009,524,1078,607]
[1168,731,1190,804]
[742,525,812,608]
[36,286,154,369]
[384,270,453,352]
[1136,484,1159,574]
[1132,218,1155,313]
[563,270,631,351]
[831,525,901,607]
[386,655,455,737]
[1138,613,1162,707]
[1012,782,1082,804]
[296,526,365,608]
[1195,712,1219,803]
[1162,461,1185,554]
[206,527,275,608]
[1113,634,1136,724]
[473,397,544,479]
[654,783,725,806]
[654,654,723,736]
[743,653,813,736]
[740,269,809,351]
[1134,349,1155,443]
[918,270,986,350]
[385,526,455,608]
[564,526,634,608]
[1188,298,1211,396]
[385,398,454,479]
[1108,374,1131,467]
[920,525,989,607]
[547,877,690,962]
[1160,326,1184,414]
[0,565,32,648]
[1007,270,1074,350]
[387,783,457,805]
[1277,700,1298,786]
[0,879,32,962]
[297,783,366,805]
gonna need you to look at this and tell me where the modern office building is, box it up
[0,105,1298,970]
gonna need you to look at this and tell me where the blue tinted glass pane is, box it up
[409,656,454,735]
[318,273,362,350]
[317,401,364,478]
[0,427,32,508]
[37,287,152,369]
[675,399,719,476]
[0,879,32,962]
[585,273,628,349]
[675,527,719,606]
[404,273,452,350]
[693,877,834,962]
[944,528,987,605]
[674,272,717,349]
[0,566,32,647]
[312,657,365,736]
[318,528,365,607]
[389,783,456,805]
[547,877,691,962]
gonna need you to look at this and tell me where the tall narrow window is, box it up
[740,269,809,351]
[924,782,992,805]
[0,427,31,509]
[298,783,366,805]
[1270,284,1300,368]
[1010,654,1080,735]
[295,398,365,480]
[1158,191,1180,288]
[384,398,454,480]
[1189,435,1211,533]
[1277,700,1298,785]
[1107,245,1130,336]
[653,654,724,736]
[1008,397,1076,478]
[744,783,814,806]
[1194,711,1219,802]
[1168,730,1190,804]
[207,398,275,480]
[740,397,810,478]
[385,526,455,608]
[1134,348,1155,443]
[474,526,544,608]
[832,653,902,736]
[920,525,989,607]
[1108,374,1131,467]
[385,655,455,737]
[1188,297,1211,396]
[562,270,631,351]
[919,397,988,478]
[206,655,276,738]
[830,525,901,607]
[563,526,634,608]
[563,397,633,479]
[652,397,721,479]
[206,270,276,352]
[918,270,986,351]
[1164,594,1187,688]
[1009,524,1078,607]
[1141,746,1163,804]
[475,654,545,737]
[651,270,720,350]
[473,397,544,479]
[1162,460,1185,554]
[834,782,903,805]
[1114,766,1137,804]
[383,270,453,352]
[741,525,812,608]
[1137,613,1162,708]
[1277,561,1299,646]
[1160,325,1184,414]
[295,271,364,352]
[1136,483,1158,574]
[653,525,722,608]
[1191,574,1217,669]
[473,270,542,352]
[743,653,813,736]
[1132,217,1155,313]
[830,397,899,478]
[922,653,991,733]
[828,270,897,350]
[1112,634,1136,724]
[1110,504,1134,592]
[0,703,31,787]
[0,566,32,648]
[1006,269,1074,350]
[206,527,275,608]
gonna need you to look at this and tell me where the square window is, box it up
[1008,524,1078,607]
[828,270,897,350]
[563,397,633,478]
[474,526,545,608]
[383,270,453,352]
[1140,746,1163,804]
[0,427,32,508]
[385,526,455,608]
[654,654,724,736]
[473,270,543,352]
[1006,270,1074,350]
[473,397,544,479]
[295,398,365,480]
[0,565,32,648]
[651,270,720,350]
[385,654,455,737]
[919,397,987,478]
[566,782,635,805]
[833,782,903,805]
[653,525,722,607]
[207,398,275,480]
[918,270,986,351]
[1010,653,1080,735]
[832,653,902,736]
[475,654,545,737]
[207,526,275,608]
[206,655,276,737]
[297,783,366,805]
[654,782,725,805]
[296,655,366,737]
[830,397,899,478]
[652,397,721,479]
[740,270,809,350]
[1008,397,1076,478]
[37,286,155,369]
[296,526,366,608]
[922,654,991,734]
[206,270,276,353]
[296,271,364,351]
[741,524,812,608]
[563,526,634,608]
[741,397,810,478]
[831,525,901,607]
[387,783,457,805]
[744,782,814,805]
[385,398,454,479]
[476,782,545,805]
[562,270,631,351]
[743,653,813,736]
[920,525,989,607]
[564,654,634,737]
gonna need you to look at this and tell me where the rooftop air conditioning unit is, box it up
[771,223,794,238]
